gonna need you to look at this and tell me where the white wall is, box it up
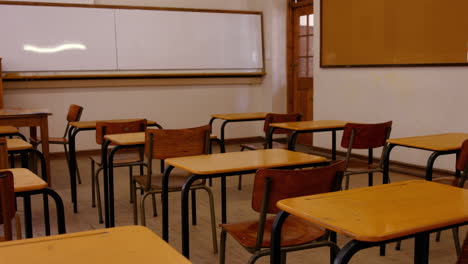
[4,0,288,152]
[313,0,467,170]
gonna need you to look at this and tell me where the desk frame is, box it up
[267,126,344,160]
[209,115,266,146]
[160,160,329,258]
[272,211,466,264]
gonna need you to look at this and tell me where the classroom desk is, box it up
[0,108,51,183]
[267,120,348,158]
[209,112,268,146]
[271,180,468,264]
[382,133,468,183]
[67,119,160,213]
[163,149,328,258]
[102,132,221,228]
[1,168,66,238]
[0,225,191,264]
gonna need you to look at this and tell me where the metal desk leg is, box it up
[220,120,230,147]
[221,175,227,223]
[332,130,337,160]
[414,233,430,264]
[270,211,290,264]
[382,144,395,184]
[107,145,121,227]
[426,151,443,181]
[68,127,79,213]
[102,140,111,227]
[287,131,299,151]
[161,165,174,242]
[181,175,202,258]
[333,240,372,264]
[267,127,276,149]
[23,194,33,238]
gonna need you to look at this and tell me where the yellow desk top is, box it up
[70,119,157,129]
[277,180,468,242]
[0,168,47,192]
[6,138,32,151]
[211,112,268,121]
[0,226,191,264]
[0,108,50,116]
[105,132,218,146]
[165,149,327,175]
[0,126,19,134]
[387,133,468,151]
[270,120,348,131]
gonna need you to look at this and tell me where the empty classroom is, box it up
[1,0,468,263]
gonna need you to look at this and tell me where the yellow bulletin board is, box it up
[320,0,468,67]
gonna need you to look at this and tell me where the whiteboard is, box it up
[0,4,117,72]
[0,2,264,77]
[115,10,263,71]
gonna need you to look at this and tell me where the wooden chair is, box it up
[219,161,345,264]
[132,124,218,253]
[340,121,392,190]
[31,104,83,184]
[92,119,150,224]
[237,113,301,190]
[0,170,22,241]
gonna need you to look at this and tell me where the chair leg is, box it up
[247,252,263,264]
[42,193,50,236]
[395,240,401,250]
[191,189,197,226]
[91,160,96,208]
[151,194,158,217]
[368,172,373,186]
[345,175,350,190]
[132,180,138,225]
[436,231,441,242]
[95,168,104,224]
[201,186,218,254]
[238,175,242,190]
[129,166,133,203]
[453,227,461,256]
[280,252,287,264]
[219,229,227,264]
[140,192,154,226]
[15,214,22,240]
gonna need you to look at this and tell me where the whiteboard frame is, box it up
[0,1,265,80]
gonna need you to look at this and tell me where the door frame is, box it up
[286,0,314,114]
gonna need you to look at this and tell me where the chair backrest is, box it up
[63,104,84,138]
[341,121,392,149]
[95,119,147,145]
[0,170,16,241]
[263,113,302,134]
[0,138,9,169]
[66,104,83,122]
[145,125,211,160]
[252,160,345,214]
[454,139,468,188]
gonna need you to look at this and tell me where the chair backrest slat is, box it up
[252,160,345,214]
[263,113,302,134]
[341,121,393,149]
[95,119,147,145]
[457,140,468,172]
[145,125,210,160]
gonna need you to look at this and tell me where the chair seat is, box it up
[0,126,19,134]
[240,141,287,151]
[6,138,33,151]
[90,152,142,166]
[134,168,204,190]
[221,215,325,249]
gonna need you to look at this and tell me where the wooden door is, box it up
[287,1,314,146]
